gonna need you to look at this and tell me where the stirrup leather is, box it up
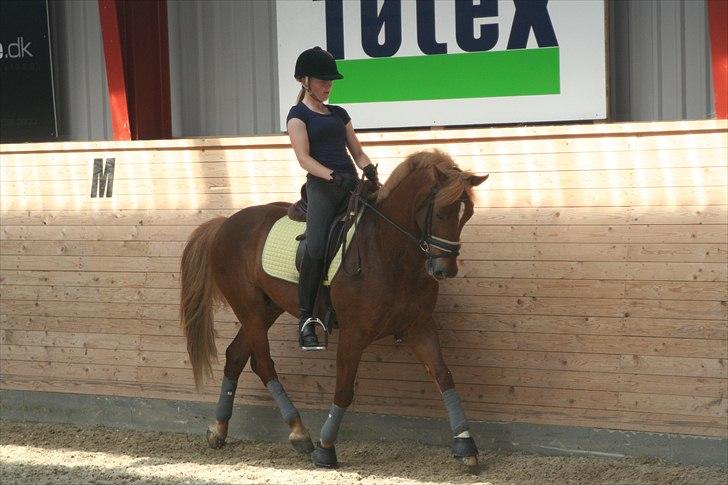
[300,317,328,351]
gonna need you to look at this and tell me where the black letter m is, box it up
[91,158,115,197]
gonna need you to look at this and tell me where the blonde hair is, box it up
[296,76,308,102]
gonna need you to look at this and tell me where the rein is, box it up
[339,180,463,277]
[354,186,462,260]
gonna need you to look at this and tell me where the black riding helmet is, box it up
[294,46,343,81]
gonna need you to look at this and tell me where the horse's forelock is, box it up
[376,149,473,204]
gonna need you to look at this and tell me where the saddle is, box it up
[287,184,309,222]
[290,179,377,335]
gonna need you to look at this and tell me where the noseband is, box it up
[357,186,462,262]
[418,187,462,259]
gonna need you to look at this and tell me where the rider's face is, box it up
[307,77,333,101]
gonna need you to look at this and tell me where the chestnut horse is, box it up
[180,150,488,468]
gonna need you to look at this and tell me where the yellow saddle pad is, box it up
[261,215,359,286]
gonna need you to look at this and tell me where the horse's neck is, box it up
[370,171,431,269]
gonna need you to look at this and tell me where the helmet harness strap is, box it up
[302,76,326,106]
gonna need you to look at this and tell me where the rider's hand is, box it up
[362,164,380,186]
[330,171,357,192]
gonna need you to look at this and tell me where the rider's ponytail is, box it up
[296,77,307,102]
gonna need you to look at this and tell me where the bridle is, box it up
[355,186,463,262]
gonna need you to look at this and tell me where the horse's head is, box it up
[421,161,488,280]
[376,150,488,280]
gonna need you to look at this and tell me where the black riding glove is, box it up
[330,171,356,192]
[362,164,380,186]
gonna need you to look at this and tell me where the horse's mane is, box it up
[376,149,476,206]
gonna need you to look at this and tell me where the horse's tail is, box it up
[180,216,227,391]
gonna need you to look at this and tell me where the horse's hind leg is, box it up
[407,318,479,467]
[206,326,255,448]
[207,286,313,454]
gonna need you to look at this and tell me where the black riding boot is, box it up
[298,253,324,350]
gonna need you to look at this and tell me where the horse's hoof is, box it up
[312,441,338,468]
[458,455,479,467]
[452,436,478,467]
[206,426,226,449]
[291,437,315,454]
[289,428,314,454]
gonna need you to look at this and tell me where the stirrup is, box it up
[300,317,328,351]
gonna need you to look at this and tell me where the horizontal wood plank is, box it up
[5,167,727,197]
[2,240,726,264]
[458,260,727,281]
[3,257,726,281]
[3,223,727,247]
[4,146,727,180]
[2,206,726,227]
[3,311,725,341]
[3,345,724,399]
[3,186,726,210]
[2,276,725,304]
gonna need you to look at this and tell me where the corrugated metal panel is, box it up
[167,0,279,137]
[609,0,714,121]
[48,0,112,141]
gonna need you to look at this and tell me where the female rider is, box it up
[286,46,379,350]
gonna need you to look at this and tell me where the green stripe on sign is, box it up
[329,47,560,104]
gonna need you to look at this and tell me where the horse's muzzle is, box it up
[427,259,458,280]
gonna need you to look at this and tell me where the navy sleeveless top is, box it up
[286,102,356,175]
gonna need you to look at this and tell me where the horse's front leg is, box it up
[312,335,364,468]
[407,319,479,467]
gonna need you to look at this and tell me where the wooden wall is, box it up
[1,120,726,438]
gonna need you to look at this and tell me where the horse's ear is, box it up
[467,174,489,187]
[434,165,450,184]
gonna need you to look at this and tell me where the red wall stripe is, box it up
[708,0,728,119]
[98,0,171,140]
[98,0,131,141]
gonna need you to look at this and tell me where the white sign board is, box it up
[276,0,606,130]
